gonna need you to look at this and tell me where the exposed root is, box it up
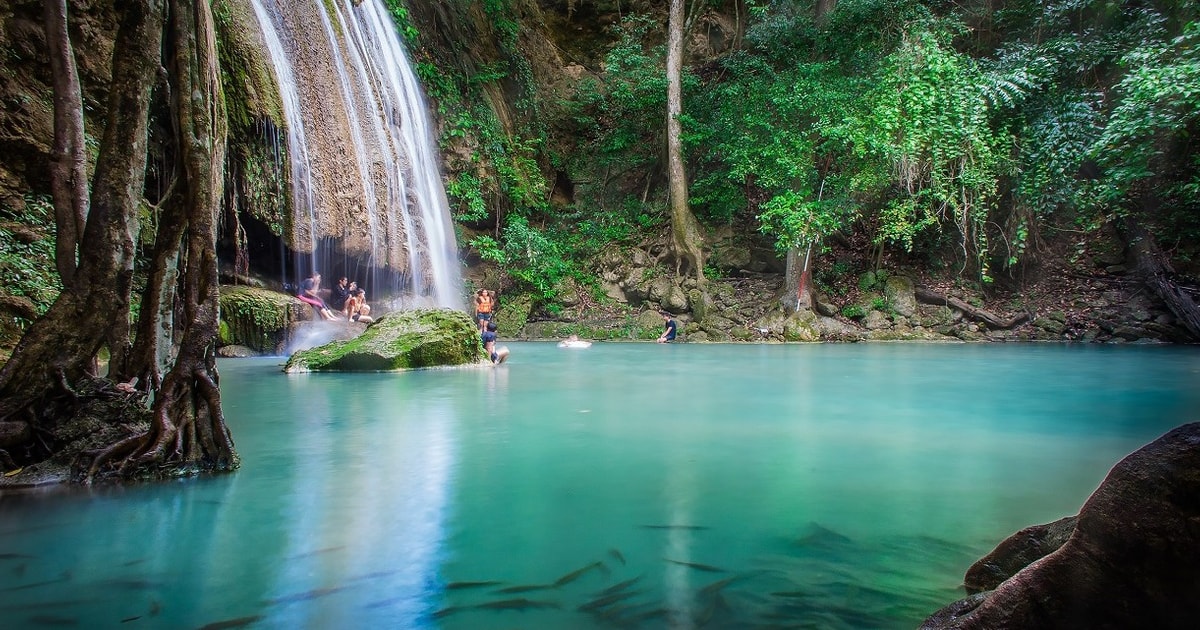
[81,431,151,480]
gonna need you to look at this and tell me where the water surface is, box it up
[1,342,1197,629]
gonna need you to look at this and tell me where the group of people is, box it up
[295,273,374,323]
[296,280,674,352]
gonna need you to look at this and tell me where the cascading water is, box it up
[247,0,463,309]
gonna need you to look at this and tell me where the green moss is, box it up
[496,294,532,337]
[219,286,296,352]
[285,308,486,372]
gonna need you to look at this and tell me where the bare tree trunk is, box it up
[42,0,89,288]
[666,0,706,283]
[782,244,814,312]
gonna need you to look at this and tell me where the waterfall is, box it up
[247,0,463,309]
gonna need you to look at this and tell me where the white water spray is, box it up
[247,0,463,309]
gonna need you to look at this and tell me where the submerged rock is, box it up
[923,422,1200,629]
[283,308,486,372]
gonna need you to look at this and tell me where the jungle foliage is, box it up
[419,0,1199,301]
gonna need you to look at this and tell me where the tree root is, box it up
[79,431,151,480]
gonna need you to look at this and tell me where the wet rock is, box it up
[863,310,890,330]
[923,423,1200,629]
[219,286,303,353]
[963,516,1078,594]
[1033,317,1067,335]
[284,308,484,372]
[217,344,261,358]
[884,275,918,318]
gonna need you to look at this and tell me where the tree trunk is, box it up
[666,0,706,284]
[42,0,89,288]
[0,0,163,413]
[783,244,814,312]
[1125,220,1200,340]
[915,286,1030,329]
[1,0,237,479]
[815,0,837,25]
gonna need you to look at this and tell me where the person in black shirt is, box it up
[481,320,499,363]
[329,276,351,311]
[657,312,677,343]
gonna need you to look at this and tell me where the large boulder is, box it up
[923,422,1200,629]
[962,516,1078,594]
[219,286,303,353]
[283,308,486,372]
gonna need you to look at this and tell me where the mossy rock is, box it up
[283,308,485,372]
[782,310,821,342]
[521,319,630,341]
[634,309,666,340]
[219,286,299,353]
[496,294,532,337]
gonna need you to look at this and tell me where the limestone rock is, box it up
[283,308,485,372]
[884,275,919,318]
[217,344,261,358]
[923,422,1200,629]
[219,286,303,353]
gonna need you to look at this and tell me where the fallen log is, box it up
[915,287,1030,329]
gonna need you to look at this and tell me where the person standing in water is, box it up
[657,312,677,343]
[475,288,495,333]
[481,320,499,363]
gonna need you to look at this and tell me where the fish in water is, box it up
[474,597,560,612]
[120,616,141,623]
[432,605,466,619]
[1,571,72,592]
[0,553,34,560]
[577,588,645,612]
[196,615,263,630]
[495,583,553,594]
[698,576,739,596]
[553,561,604,588]
[608,548,626,565]
[445,580,503,590]
[286,546,346,560]
[266,586,345,605]
[100,578,167,590]
[626,607,670,623]
[664,558,726,573]
[596,575,642,596]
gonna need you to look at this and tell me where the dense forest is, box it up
[1,0,1198,479]
[395,0,1200,341]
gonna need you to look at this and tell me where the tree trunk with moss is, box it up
[666,0,706,285]
[0,0,237,479]
[43,0,89,289]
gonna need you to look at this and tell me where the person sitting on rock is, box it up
[344,288,374,323]
[297,272,339,321]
